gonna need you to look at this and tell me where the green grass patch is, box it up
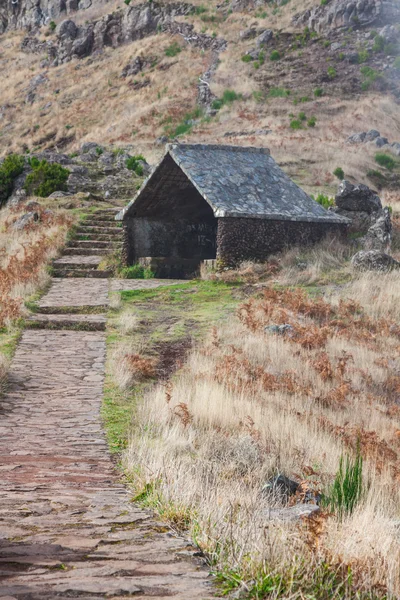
[375,152,396,171]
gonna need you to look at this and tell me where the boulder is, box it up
[7,189,27,208]
[351,250,400,271]
[347,132,367,144]
[265,324,294,336]
[374,136,389,148]
[389,142,400,157]
[363,207,392,251]
[330,208,372,234]
[335,180,382,214]
[256,29,273,47]
[262,474,299,500]
[12,212,39,231]
[364,129,381,142]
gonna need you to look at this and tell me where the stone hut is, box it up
[116,143,349,275]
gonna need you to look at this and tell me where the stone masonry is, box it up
[0,211,215,598]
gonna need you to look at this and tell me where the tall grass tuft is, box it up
[324,445,363,519]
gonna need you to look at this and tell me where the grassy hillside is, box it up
[1,0,400,196]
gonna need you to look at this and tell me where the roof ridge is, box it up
[167,142,271,155]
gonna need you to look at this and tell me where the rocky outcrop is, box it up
[351,249,400,271]
[5,144,150,203]
[20,2,215,66]
[332,180,392,251]
[293,0,400,33]
[346,129,400,157]
[0,0,108,34]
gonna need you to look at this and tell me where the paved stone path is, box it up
[0,275,216,598]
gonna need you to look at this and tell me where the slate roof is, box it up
[116,144,349,224]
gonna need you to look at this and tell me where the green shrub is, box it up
[290,119,303,130]
[327,66,337,79]
[195,4,207,14]
[24,160,69,197]
[367,168,385,180]
[49,20,56,31]
[222,89,240,103]
[357,49,369,63]
[126,155,146,176]
[311,193,334,209]
[314,87,324,97]
[298,111,307,121]
[241,54,253,63]
[372,35,384,52]
[323,446,363,519]
[375,153,396,171]
[360,65,383,90]
[165,42,181,57]
[320,0,327,4]
[394,57,400,70]
[307,116,317,127]
[0,154,25,206]
[384,42,397,55]
[270,50,281,61]
[333,166,344,180]
[96,147,103,156]
[268,87,290,97]
[119,264,155,279]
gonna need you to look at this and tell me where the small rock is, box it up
[264,504,320,522]
[351,250,400,271]
[264,324,294,336]
[346,132,366,144]
[389,142,400,157]
[48,191,71,198]
[25,201,41,211]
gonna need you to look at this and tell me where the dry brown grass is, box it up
[122,279,400,597]
[0,202,74,327]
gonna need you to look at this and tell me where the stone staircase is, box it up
[52,208,123,278]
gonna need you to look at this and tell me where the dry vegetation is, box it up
[0,202,73,328]
[117,273,400,597]
[1,0,400,195]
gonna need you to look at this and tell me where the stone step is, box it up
[76,226,122,235]
[53,255,103,269]
[75,233,123,242]
[26,313,106,331]
[62,247,111,256]
[53,269,113,278]
[68,240,122,249]
[82,219,118,227]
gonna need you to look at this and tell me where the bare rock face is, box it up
[293,0,400,33]
[21,2,194,64]
[351,250,400,271]
[0,0,108,34]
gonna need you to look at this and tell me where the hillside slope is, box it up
[0,0,400,197]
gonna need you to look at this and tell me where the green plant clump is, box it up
[49,20,56,31]
[119,264,155,279]
[375,152,396,171]
[241,54,253,63]
[327,66,337,79]
[270,50,281,61]
[372,35,384,52]
[394,57,400,70]
[307,116,317,127]
[126,155,146,176]
[298,111,307,122]
[24,159,70,198]
[333,166,345,180]
[268,87,290,98]
[0,154,25,207]
[212,89,241,111]
[290,119,303,130]
[323,446,364,519]
[314,87,324,97]
[165,42,181,57]
[311,193,334,209]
